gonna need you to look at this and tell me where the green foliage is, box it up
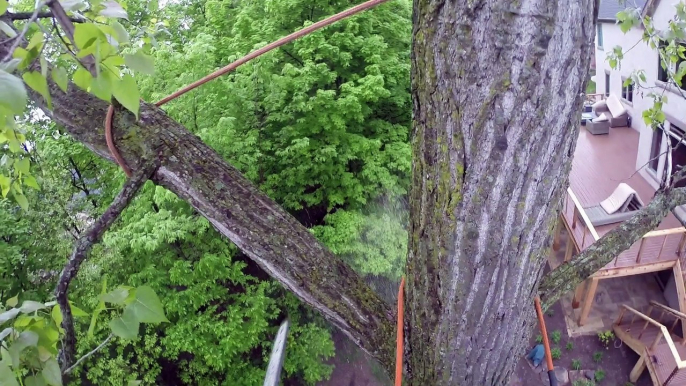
[566,341,574,351]
[550,347,562,360]
[593,351,603,363]
[550,330,562,344]
[535,334,543,344]
[572,380,593,386]
[597,330,614,349]
[594,369,606,383]
[571,358,581,370]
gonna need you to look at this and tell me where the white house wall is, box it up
[594,5,686,194]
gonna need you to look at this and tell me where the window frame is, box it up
[621,77,634,102]
[597,24,603,50]
[605,72,610,97]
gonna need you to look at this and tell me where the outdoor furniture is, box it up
[592,94,629,127]
[582,183,644,226]
[586,113,610,135]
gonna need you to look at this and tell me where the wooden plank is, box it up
[643,227,686,238]
[572,280,586,309]
[564,235,574,262]
[674,261,686,340]
[592,261,677,278]
[629,353,647,383]
[579,278,599,326]
[566,187,600,241]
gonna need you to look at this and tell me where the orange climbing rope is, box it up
[395,277,404,386]
[104,0,391,177]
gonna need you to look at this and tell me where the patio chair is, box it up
[582,183,644,226]
[586,112,610,135]
[592,94,629,127]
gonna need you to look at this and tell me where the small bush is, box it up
[551,347,562,360]
[546,307,555,317]
[573,380,593,386]
[566,341,574,351]
[625,383,635,386]
[535,334,543,343]
[571,358,581,370]
[597,330,615,349]
[551,330,562,344]
[593,351,604,363]
[594,369,606,383]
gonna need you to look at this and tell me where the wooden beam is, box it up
[566,187,600,241]
[673,261,686,340]
[572,279,587,309]
[578,278,599,326]
[592,260,678,279]
[629,354,647,383]
[552,216,562,251]
[643,227,686,238]
[564,235,575,262]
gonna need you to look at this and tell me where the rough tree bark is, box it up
[406,0,595,383]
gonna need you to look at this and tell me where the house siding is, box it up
[594,4,686,195]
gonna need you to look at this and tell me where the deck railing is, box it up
[564,187,600,250]
[615,305,686,385]
[584,93,605,103]
[564,187,686,267]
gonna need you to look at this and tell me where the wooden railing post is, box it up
[637,238,647,263]
[615,308,627,326]
[572,206,578,229]
[581,228,587,249]
[679,233,686,257]
[650,331,663,350]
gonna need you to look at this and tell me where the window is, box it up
[649,126,663,172]
[657,42,686,91]
[597,24,603,49]
[621,78,634,102]
[605,72,610,97]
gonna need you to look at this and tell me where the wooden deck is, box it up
[560,126,686,273]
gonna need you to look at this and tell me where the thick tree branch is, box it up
[7,11,84,23]
[539,187,686,308]
[0,2,46,63]
[55,165,155,368]
[0,29,396,371]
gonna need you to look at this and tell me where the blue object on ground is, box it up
[526,344,545,367]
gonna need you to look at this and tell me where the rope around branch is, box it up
[104,0,391,177]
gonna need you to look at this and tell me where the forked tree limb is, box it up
[55,164,156,368]
[539,186,686,308]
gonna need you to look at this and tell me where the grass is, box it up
[594,369,606,383]
[566,341,574,351]
[551,347,562,360]
[571,358,581,370]
[550,330,562,344]
[593,351,604,363]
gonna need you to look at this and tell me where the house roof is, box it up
[598,0,649,22]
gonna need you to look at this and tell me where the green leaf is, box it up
[23,175,39,190]
[90,72,112,101]
[73,68,92,91]
[20,300,44,313]
[0,327,12,341]
[88,277,107,338]
[26,31,44,51]
[22,71,51,109]
[0,175,9,198]
[112,74,139,118]
[50,305,61,327]
[74,23,103,50]
[5,295,17,308]
[15,158,29,174]
[42,358,62,386]
[51,67,68,93]
[24,375,46,386]
[0,58,20,73]
[124,51,155,75]
[0,0,7,15]
[0,69,27,114]
[60,0,86,12]
[8,331,38,368]
[101,287,129,305]
[0,308,19,325]
[0,362,19,386]
[70,302,89,317]
[112,21,129,43]
[127,381,142,386]
[109,307,139,339]
[99,0,128,19]
[128,286,168,323]
[0,21,16,38]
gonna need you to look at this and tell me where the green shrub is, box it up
[551,330,562,344]
[551,347,562,360]
[546,307,555,317]
[566,341,574,351]
[597,330,614,349]
[593,351,604,363]
[535,334,543,343]
[571,359,581,370]
[594,369,606,383]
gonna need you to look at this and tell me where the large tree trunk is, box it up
[406,0,595,383]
